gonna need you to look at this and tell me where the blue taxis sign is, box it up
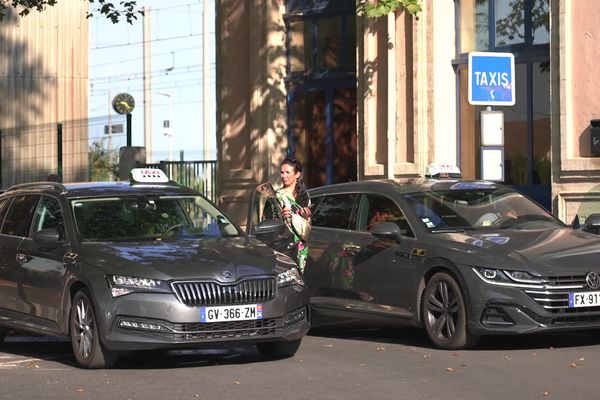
[468,52,515,106]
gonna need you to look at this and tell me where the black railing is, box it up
[145,160,217,202]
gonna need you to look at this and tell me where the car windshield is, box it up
[71,195,240,241]
[403,184,563,232]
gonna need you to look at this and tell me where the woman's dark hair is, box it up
[281,157,309,207]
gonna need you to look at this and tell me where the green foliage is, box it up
[89,139,118,182]
[0,0,142,23]
[357,0,422,18]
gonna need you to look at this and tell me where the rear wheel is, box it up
[256,339,302,359]
[70,290,117,369]
[422,272,480,350]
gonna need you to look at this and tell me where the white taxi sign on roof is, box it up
[425,163,461,179]
[130,168,169,183]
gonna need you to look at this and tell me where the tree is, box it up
[0,1,142,23]
[357,0,421,18]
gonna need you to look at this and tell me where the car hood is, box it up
[77,236,279,281]
[439,228,600,275]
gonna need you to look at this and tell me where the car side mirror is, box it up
[255,219,287,237]
[370,222,402,243]
[32,227,63,245]
[583,213,600,235]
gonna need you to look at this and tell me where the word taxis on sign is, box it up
[468,52,515,106]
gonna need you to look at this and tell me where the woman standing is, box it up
[276,157,311,273]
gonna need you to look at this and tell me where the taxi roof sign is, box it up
[425,163,461,179]
[130,168,169,184]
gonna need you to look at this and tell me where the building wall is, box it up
[552,0,600,223]
[214,0,600,227]
[0,0,89,185]
[216,0,287,226]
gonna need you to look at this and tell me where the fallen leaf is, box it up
[324,344,334,348]
[531,353,537,357]
[233,381,240,385]
[446,367,454,372]
[76,389,84,393]
[423,354,431,358]
[376,347,385,352]
[579,357,585,361]
[194,395,200,398]
[542,391,549,396]
[503,356,512,360]
[570,363,577,368]
[452,353,459,357]
[360,363,367,367]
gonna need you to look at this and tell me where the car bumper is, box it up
[96,286,310,351]
[463,271,600,335]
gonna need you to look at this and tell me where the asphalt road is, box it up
[1,327,599,400]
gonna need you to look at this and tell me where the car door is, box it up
[347,194,421,319]
[303,192,361,311]
[16,195,69,328]
[246,182,296,256]
[0,195,40,314]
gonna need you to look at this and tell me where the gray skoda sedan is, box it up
[0,171,309,368]
[251,178,600,350]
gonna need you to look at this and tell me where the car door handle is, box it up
[16,253,30,263]
[342,244,362,256]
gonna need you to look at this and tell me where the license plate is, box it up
[200,304,263,323]
[568,292,600,308]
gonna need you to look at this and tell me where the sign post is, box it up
[468,52,515,182]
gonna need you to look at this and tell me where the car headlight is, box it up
[472,267,543,288]
[107,274,172,297]
[277,268,305,287]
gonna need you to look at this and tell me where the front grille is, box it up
[172,278,277,306]
[117,307,308,341]
[524,275,587,312]
[523,274,600,324]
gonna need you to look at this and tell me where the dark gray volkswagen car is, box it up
[250,179,600,350]
[0,171,309,368]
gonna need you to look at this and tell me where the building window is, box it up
[459,0,549,54]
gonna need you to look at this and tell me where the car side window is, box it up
[2,195,40,237]
[32,196,65,239]
[361,194,414,237]
[311,193,358,229]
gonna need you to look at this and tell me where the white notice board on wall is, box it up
[481,147,504,181]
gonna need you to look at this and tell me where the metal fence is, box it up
[0,116,216,202]
[145,160,217,202]
[0,115,128,188]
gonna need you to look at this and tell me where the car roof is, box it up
[2,180,198,198]
[307,178,506,196]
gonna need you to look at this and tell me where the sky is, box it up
[88,0,216,162]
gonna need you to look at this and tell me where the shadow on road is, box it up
[2,335,275,369]
[309,325,600,352]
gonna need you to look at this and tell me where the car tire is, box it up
[70,290,117,369]
[422,272,480,350]
[0,329,6,346]
[256,339,302,359]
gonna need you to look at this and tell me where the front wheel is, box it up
[256,339,302,359]
[70,290,117,369]
[422,272,480,350]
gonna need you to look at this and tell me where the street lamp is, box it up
[156,92,173,161]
